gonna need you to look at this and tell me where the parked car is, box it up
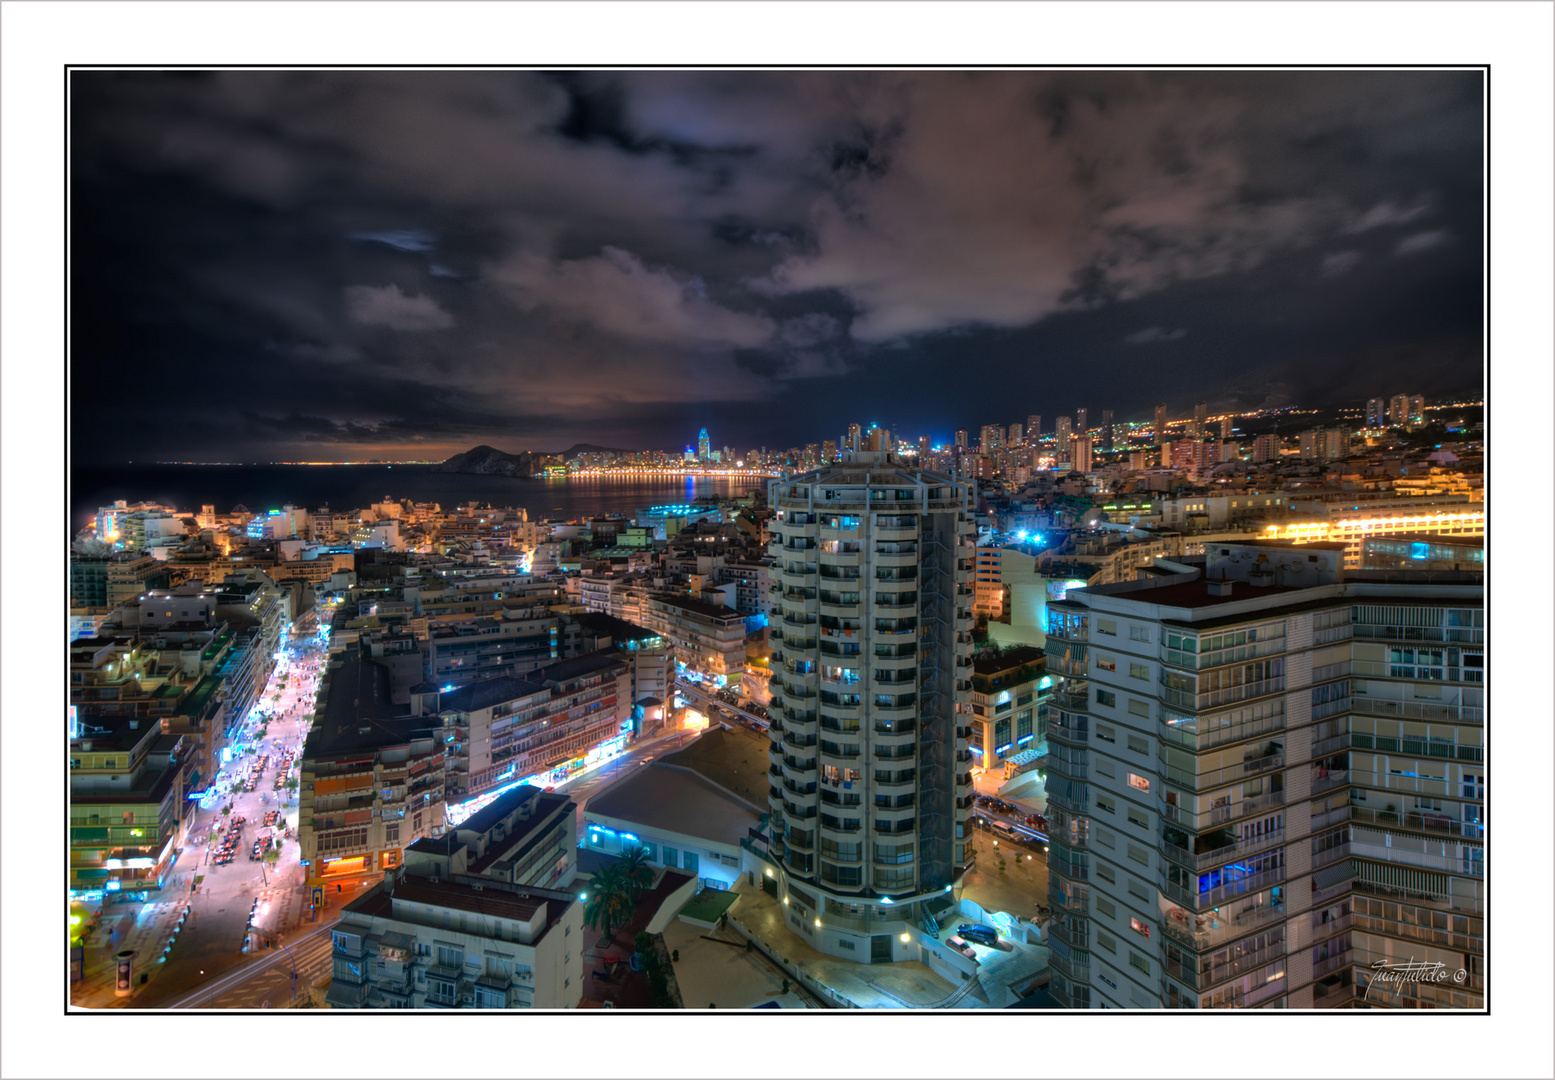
[945,935,979,960]
[956,923,1000,947]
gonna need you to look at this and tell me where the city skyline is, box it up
[71,68,1483,464]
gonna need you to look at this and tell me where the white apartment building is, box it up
[1042,541,1483,1009]
[642,592,748,686]
[761,450,977,963]
[325,865,584,1009]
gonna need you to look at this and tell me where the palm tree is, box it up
[582,862,635,948]
[616,846,655,898]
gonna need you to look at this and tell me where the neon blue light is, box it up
[1017,734,1035,745]
[1016,530,1027,540]
[995,743,1012,754]
[105,881,121,892]
[880,896,894,904]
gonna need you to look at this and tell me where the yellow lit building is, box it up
[1261,507,1483,567]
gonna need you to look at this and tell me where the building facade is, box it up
[761,450,977,962]
[1040,541,1482,1009]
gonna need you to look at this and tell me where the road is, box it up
[674,677,769,730]
[72,605,338,1010]
[164,918,339,1009]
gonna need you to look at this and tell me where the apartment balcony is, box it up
[1045,917,1090,952]
[1311,980,1356,1008]
[1351,832,1482,876]
[1161,678,1285,713]
[872,704,917,724]
[1048,715,1089,747]
[873,525,918,542]
[1351,696,1483,724]
[1163,866,1285,914]
[1048,951,1090,984]
[1160,752,1284,794]
[818,816,863,834]
[1312,949,1353,980]
[1310,768,1350,796]
[1162,895,1286,953]
[1161,826,1286,873]
[1046,655,1089,678]
[1053,688,1088,713]
[1311,732,1352,758]
[1348,804,1483,841]
[1350,732,1484,763]
[1159,710,1284,754]
[1166,937,1287,994]
[1161,788,1286,832]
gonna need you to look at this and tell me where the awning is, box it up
[1313,860,1355,891]
[379,930,416,951]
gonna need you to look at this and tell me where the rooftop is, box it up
[437,674,548,713]
[585,762,762,848]
[972,646,1045,677]
[535,647,628,686]
[648,592,745,622]
[310,659,432,754]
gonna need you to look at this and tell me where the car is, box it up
[989,820,1020,842]
[945,935,979,960]
[956,923,1000,947]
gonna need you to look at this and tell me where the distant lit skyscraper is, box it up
[1193,400,1208,439]
[1366,398,1387,428]
[1154,403,1167,446]
[1075,408,1087,434]
[1220,416,1232,440]
[1101,410,1114,450]
[1055,416,1073,461]
[823,439,838,463]
[979,424,1004,455]
[848,423,863,452]
[1008,422,1023,447]
[1027,415,1041,442]
[1071,435,1093,473]
[698,427,711,460]
[917,435,930,458]
[954,429,968,450]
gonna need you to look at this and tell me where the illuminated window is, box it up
[1127,773,1150,793]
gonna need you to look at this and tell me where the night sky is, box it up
[69,69,1484,463]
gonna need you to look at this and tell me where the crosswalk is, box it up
[198,926,336,1009]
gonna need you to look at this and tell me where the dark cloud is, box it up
[69,69,1483,463]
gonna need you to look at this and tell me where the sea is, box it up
[69,464,770,532]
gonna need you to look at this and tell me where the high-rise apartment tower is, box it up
[764,449,977,962]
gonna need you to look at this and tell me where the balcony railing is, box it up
[1310,768,1349,796]
[1348,804,1482,840]
[1161,826,1286,873]
[1163,895,1281,957]
[1351,697,1483,724]
[1160,710,1284,754]
[1312,950,1352,980]
[1312,980,1356,1007]
[1162,678,1285,712]
[1160,752,1284,794]
[1167,938,1287,993]
[1048,951,1089,983]
[1159,789,1285,831]
[1162,865,1286,912]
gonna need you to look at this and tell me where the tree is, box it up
[582,863,636,947]
[616,846,654,898]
